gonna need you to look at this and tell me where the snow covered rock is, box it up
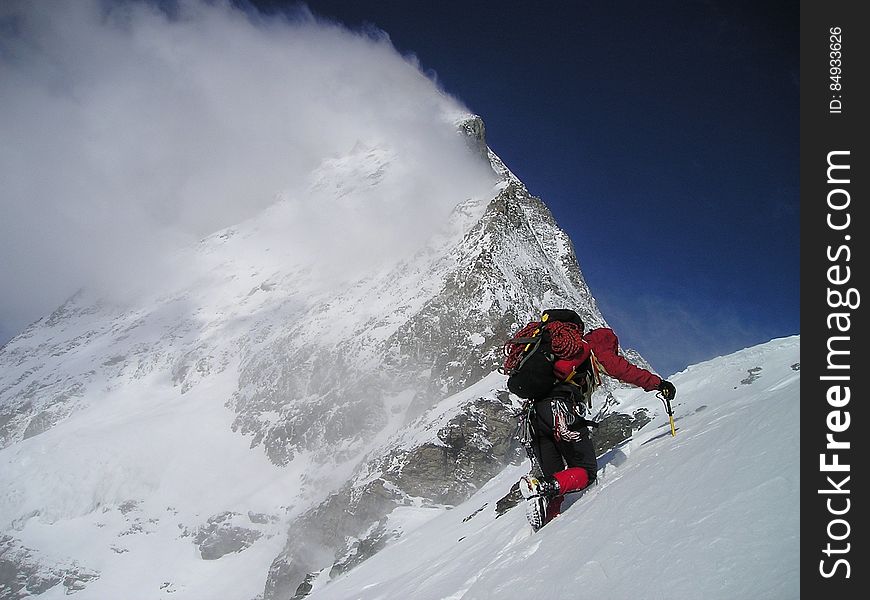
[0,114,658,599]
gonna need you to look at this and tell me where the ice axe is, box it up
[657,392,677,436]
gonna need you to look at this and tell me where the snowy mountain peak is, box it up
[2,115,678,600]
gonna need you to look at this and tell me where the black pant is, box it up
[531,397,598,482]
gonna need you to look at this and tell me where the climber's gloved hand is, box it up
[657,380,677,401]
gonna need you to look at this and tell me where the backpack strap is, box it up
[560,356,598,410]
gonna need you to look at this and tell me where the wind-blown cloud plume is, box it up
[0,0,495,341]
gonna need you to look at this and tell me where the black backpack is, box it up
[500,309,584,400]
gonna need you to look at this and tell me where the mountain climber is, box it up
[503,309,677,530]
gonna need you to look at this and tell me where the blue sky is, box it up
[247,0,800,377]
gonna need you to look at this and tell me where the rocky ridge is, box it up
[259,116,660,598]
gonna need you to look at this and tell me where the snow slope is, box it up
[306,336,800,600]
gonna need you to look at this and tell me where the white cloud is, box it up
[0,0,495,339]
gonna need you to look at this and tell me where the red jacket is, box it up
[553,327,661,392]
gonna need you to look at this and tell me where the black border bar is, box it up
[801,1,867,596]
